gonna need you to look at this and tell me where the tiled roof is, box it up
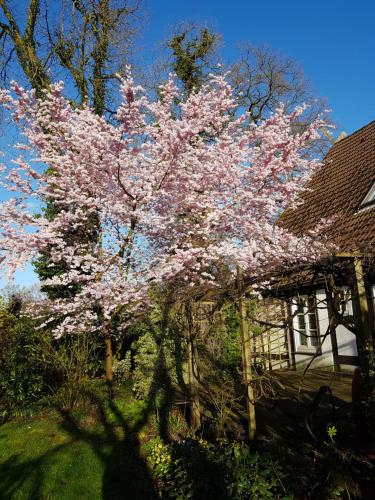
[281,120,375,254]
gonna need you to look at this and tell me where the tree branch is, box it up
[24,0,40,47]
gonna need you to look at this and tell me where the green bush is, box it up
[132,332,159,399]
[0,306,55,414]
[131,308,183,400]
[49,329,103,409]
[221,304,242,370]
[147,437,290,499]
[0,293,108,416]
[113,351,132,384]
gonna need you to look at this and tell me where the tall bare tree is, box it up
[228,43,324,123]
[0,0,143,115]
[146,26,332,155]
[227,43,332,155]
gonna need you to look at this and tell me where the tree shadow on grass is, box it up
[0,391,159,500]
[0,444,71,500]
[0,328,179,500]
[57,391,157,500]
[57,332,179,500]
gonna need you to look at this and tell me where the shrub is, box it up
[147,437,291,499]
[0,296,102,415]
[0,306,55,414]
[132,332,159,399]
[132,330,180,400]
[113,351,132,384]
[45,329,104,410]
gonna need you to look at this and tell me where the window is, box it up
[360,181,375,208]
[294,296,319,349]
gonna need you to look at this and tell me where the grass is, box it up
[1,372,373,499]
[0,383,158,500]
[0,415,102,499]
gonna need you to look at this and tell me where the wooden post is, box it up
[267,333,272,372]
[277,325,282,369]
[186,300,201,430]
[326,289,340,372]
[329,325,340,372]
[237,266,256,441]
[350,256,374,373]
[285,299,296,370]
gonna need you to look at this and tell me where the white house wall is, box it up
[335,324,358,359]
[292,289,359,371]
[334,286,357,360]
[293,289,333,369]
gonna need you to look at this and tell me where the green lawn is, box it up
[0,386,158,499]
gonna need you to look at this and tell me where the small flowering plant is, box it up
[148,441,173,476]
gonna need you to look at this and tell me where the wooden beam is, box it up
[337,355,360,366]
[185,300,201,430]
[350,256,374,373]
[237,266,256,441]
[252,352,289,361]
[336,251,363,258]
[329,327,340,372]
[285,299,296,370]
[326,287,340,372]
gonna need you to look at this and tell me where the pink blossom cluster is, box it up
[0,72,332,336]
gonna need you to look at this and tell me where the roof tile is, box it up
[281,120,375,254]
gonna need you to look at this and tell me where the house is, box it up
[261,121,375,372]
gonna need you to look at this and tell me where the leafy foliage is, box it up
[0,303,55,413]
[221,303,242,370]
[131,314,183,400]
[169,27,217,94]
[147,437,290,499]
[132,331,159,399]
[113,351,132,384]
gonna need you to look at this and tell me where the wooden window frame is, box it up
[292,294,320,352]
[359,179,375,210]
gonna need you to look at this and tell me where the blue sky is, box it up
[1,0,374,288]
[143,0,375,133]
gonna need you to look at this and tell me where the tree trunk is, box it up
[237,266,256,441]
[105,335,113,386]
